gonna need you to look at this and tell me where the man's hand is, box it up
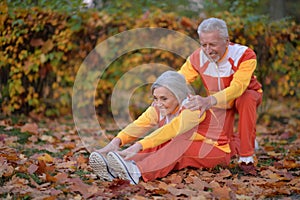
[185,95,217,117]
[118,142,142,160]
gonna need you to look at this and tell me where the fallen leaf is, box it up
[212,185,231,200]
[21,123,39,134]
[283,159,299,169]
[167,185,197,197]
[168,173,182,184]
[158,181,169,190]
[63,142,76,149]
[54,172,69,184]
[46,173,57,182]
[215,169,232,181]
[37,153,54,163]
[189,177,210,191]
[36,160,47,174]
[40,135,56,143]
[27,164,39,174]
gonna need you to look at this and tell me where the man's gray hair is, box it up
[197,18,229,39]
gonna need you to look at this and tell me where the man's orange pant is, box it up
[230,89,263,157]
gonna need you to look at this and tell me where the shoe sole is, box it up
[89,152,115,181]
[107,152,138,184]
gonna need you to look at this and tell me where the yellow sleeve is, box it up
[116,106,159,146]
[213,59,256,105]
[178,57,199,83]
[138,109,206,150]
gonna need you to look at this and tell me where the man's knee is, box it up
[235,90,261,108]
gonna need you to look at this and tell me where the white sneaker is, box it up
[107,152,141,185]
[89,152,116,181]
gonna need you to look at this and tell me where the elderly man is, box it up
[179,17,263,175]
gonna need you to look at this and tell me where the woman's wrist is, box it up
[134,142,143,151]
[111,137,121,146]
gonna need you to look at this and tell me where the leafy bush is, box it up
[0,1,299,117]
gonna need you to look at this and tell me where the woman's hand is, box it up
[95,137,121,155]
[118,142,142,160]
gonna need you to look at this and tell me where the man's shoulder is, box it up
[190,48,201,57]
[228,43,255,59]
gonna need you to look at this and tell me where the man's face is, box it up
[199,30,229,62]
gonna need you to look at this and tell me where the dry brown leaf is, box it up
[69,177,97,199]
[215,169,232,182]
[0,157,8,177]
[46,173,57,182]
[54,172,69,184]
[27,164,39,174]
[77,154,87,164]
[184,176,194,184]
[20,123,39,135]
[168,173,182,184]
[36,160,47,174]
[3,165,14,177]
[209,180,221,188]
[158,181,169,190]
[56,160,77,169]
[212,185,231,200]
[37,153,54,163]
[40,135,55,143]
[167,185,197,197]
[63,142,76,149]
[283,159,299,169]
[189,177,210,191]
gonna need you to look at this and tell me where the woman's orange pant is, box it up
[132,131,231,182]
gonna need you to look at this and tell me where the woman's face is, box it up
[199,30,229,62]
[153,86,179,116]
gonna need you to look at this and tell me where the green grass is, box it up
[0,126,31,144]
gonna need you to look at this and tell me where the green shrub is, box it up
[0,3,299,117]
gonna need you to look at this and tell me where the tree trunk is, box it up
[269,0,285,20]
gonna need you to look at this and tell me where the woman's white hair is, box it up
[197,17,229,39]
[151,71,190,103]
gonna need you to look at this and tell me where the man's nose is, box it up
[204,45,212,52]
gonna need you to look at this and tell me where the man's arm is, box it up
[178,57,199,84]
[213,54,257,105]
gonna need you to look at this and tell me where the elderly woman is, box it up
[89,71,232,184]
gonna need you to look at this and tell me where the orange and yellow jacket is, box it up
[116,100,205,150]
[179,43,262,109]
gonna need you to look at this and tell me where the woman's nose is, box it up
[156,101,163,106]
[155,100,163,106]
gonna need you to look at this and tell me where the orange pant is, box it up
[132,89,262,182]
[230,89,263,157]
[132,131,231,182]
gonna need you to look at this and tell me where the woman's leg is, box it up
[132,133,230,182]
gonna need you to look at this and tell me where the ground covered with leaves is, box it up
[0,98,300,200]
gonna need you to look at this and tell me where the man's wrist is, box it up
[210,95,217,107]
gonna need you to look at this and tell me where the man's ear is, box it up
[225,38,230,47]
